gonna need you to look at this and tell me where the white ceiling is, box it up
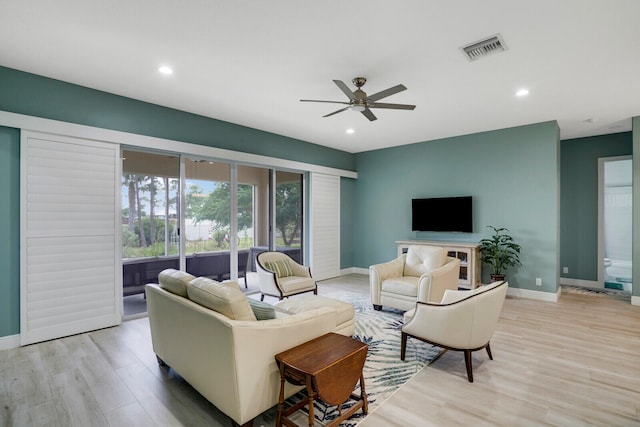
[2,1,639,153]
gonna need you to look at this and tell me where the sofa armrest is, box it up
[256,262,282,296]
[369,255,406,305]
[289,260,312,278]
[226,307,338,424]
[416,257,460,303]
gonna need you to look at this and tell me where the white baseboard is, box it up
[632,296,640,306]
[507,287,560,303]
[340,267,369,275]
[0,334,20,351]
[559,277,601,288]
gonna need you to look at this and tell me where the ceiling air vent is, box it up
[461,34,507,61]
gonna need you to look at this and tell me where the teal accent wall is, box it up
[0,66,355,172]
[0,126,20,337]
[340,177,356,269]
[0,67,357,339]
[353,121,561,292]
[560,132,632,281]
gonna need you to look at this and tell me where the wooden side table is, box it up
[274,332,368,427]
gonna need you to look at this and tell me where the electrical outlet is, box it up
[535,278,542,286]
[563,267,568,274]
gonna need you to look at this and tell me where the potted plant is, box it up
[479,225,521,282]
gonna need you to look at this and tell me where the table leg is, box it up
[305,375,314,427]
[360,373,368,415]
[276,363,285,427]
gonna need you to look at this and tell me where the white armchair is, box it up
[369,245,461,311]
[401,281,508,382]
[256,251,318,301]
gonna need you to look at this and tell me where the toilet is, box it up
[604,258,632,291]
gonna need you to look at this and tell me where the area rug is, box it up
[255,289,444,426]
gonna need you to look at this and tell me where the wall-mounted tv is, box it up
[411,196,473,233]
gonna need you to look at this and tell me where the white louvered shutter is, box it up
[309,173,340,280]
[21,132,120,345]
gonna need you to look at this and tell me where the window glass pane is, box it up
[121,150,179,316]
[275,171,303,263]
[184,159,232,280]
[237,183,254,249]
[122,151,180,259]
[238,165,268,279]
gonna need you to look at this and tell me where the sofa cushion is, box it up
[158,269,196,297]
[278,276,316,293]
[274,295,354,327]
[187,277,257,321]
[247,298,277,320]
[264,259,293,278]
[381,276,419,297]
[404,245,447,277]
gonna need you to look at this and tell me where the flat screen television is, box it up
[411,196,473,232]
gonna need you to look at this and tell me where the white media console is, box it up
[396,240,482,289]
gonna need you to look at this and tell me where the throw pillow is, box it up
[264,259,293,278]
[247,298,277,320]
[187,277,257,321]
[158,269,196,297]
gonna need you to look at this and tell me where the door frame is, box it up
[597,155,632,288]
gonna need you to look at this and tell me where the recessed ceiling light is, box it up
[515,88,529,97]
[158,66,173,75]
[346,129,355,134]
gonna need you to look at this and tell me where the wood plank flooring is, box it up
[359,283,640,427]
[1,275,639,427]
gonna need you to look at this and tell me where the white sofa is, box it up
[369,245,461,311]
[146,269,354,427]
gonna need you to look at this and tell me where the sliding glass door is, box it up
[121,149,306,311]
[121,150,180,316]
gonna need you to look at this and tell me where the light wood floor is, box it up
[1,275,639,427]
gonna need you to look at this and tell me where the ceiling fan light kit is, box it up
[301,77,416,122]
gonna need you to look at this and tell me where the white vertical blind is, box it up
[309,173,340,280]
[21,132,120,345]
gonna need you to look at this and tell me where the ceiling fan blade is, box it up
[368,102,416,110]
[366,84,407,102]
[323,106,350,117]
[301,99,350,105]
[361,108,377,121]
[333,80,357,101]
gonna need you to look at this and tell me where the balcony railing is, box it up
[122,247,301,296]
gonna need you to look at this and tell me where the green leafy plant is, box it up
[479,226,521,277]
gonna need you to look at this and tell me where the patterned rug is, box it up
[256,289,443,426]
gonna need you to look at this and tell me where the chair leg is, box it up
[156,355,168,367]
[400,332,408,361]
[464,350,474,382]
[486,342,493,360]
